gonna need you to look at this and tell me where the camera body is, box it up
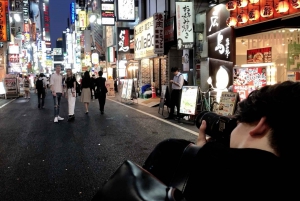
[195,111,237,145]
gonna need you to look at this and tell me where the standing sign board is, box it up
[126,79,133,100]
[158,85,169,116]
[233,67,267,101]
[215,92,238,116]
[179,86,198,115]
[121,79,128,99]
[106,79,115,97]
[4,75,18,98]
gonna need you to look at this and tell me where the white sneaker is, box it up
[54,117,58,123]
[58,116,64,121]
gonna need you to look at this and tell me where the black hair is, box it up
[235,81,300,160]
[99,71,103,76]
[171,67,179,72]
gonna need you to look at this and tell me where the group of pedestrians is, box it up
[47,65,107,123]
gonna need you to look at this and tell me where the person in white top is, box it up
[165,67,184,120]
[50,65,65,123]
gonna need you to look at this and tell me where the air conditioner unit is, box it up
[194,23,204,33]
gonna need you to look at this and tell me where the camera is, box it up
[195,111,237,144]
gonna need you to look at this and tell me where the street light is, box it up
[14,13,21,22]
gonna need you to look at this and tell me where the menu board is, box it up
[233,67,267,101]
[179,86,198,115]
[121,79,128,99]
[215,92,238,116]
[126,79,133,100]
[4,77,18,96]
[106,79,115,97]
[247,47,272,63]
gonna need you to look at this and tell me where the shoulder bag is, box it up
[91,143,201,201]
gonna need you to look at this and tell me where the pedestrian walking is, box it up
[24,76,31,99]
[95,71,108,114]
[65,69,76,121]
[36,73,47,109]
[81,71,92,114]
[165,67,184,120]
[50,65,64,123]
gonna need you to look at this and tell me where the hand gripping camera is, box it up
[195,111,238,145]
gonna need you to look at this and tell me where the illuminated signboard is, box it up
[43,0,51,41]
[79,11,87,28]
[134,13,164,60]
[0,0,10,42]
[116,0,135,21]
[117,27,130,52]
[70,2,75,24]
[101,0,115,26]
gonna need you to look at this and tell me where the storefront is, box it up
[134,13,165,96]
[225,0,300,99]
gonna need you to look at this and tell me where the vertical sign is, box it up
[176,2,194,50]
[116,0,135,21]
[153,13,164,54]
[117,27,130,52]
[79,11,87,29]
[0,0,9,42]
[23,0,29,24]
[43,0,51,41]
[101,0,115,25]
[70,2,75,24]
[164,17,175,42]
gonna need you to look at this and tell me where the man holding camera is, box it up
[143,81,297,200]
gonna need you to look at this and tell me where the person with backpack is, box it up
[165,67,184,120]
[36,73,47,109]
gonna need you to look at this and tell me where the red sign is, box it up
[247,47,272,63]
[164,17,175,42]
[233,67,267,101]
[9,54,20,63]
[43,1,50,41]
[0,0,9,42]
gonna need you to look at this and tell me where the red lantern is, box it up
[226,1,237,11]
[275,0,289,13]
[261,4,274,17]
[249,0,259,4]
[249,9,260,20]
[237,13,249,23]
[237,0,248,8]
[226,17,238,26]
[291,0,300,9]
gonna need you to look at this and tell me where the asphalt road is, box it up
[0,91,198,201]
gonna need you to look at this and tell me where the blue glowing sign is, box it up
[70,2,75,24]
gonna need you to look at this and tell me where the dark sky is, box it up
[49,0,74,49]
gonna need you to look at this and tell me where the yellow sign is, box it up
[79,11,87,28]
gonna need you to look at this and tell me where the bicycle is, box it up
[198,86,219,113]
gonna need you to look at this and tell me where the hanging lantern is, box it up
[291,0,300,9]
[261,4,274,17]
[237,0,248,8]
[276,0,289,13]
[226,1,237,11]
[237,13,249,23]
[226,17,238,26]
[249,0,259,4]
[248,9,260,21]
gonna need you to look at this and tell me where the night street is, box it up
[0,91,198,201]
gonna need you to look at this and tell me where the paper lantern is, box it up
[226,1,237,10]
[237,13,249,23]
[249,0,259,4]
[276,0,289,13]
[248,9,260,20]
[237,0,248,8]
[261,4,274,17]
[291,0,300,9]
[226,17,238,26]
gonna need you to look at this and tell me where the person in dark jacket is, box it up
[90,74,96,99]
[143,81,299,200]
[95,71,107,114]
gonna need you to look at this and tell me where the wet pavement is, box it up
[0,90,198,201]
